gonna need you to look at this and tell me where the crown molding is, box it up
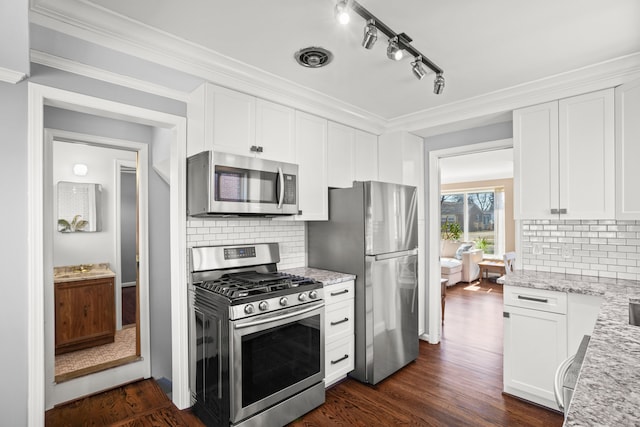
[29,0,640,137]
[0,66,27,84]
[390,53,640,134]
[29,0,387,134]
[30,50,190,102]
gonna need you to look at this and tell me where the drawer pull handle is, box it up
[518,295,548,303]
[331,289,349,297]
[331,354,349,365]
[331,317,349,326]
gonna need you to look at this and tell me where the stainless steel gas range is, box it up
[188,243,325,427]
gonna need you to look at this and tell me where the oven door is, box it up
[229,300,324,424]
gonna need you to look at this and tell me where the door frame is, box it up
[27,83,188,425]
[44,129,149,407]
[426,138,513,344]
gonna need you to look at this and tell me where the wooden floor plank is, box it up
[46,279,563,427]
[289,280,563,427]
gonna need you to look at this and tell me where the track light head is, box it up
[411,56,426,80]
[387,37,403,61]
[434,73,445,94]
[335,0,350,25]
[362,20,377,49]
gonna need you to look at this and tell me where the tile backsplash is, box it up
[521,219,640,280]
[186,219,306,270]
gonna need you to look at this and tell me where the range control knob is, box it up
[298,293,307,302]
[309,290,318,299]
[244,304,254,315]
[279,297,288,307]
[259,301,269,311]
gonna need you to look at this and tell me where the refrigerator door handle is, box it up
[372,248,418,261]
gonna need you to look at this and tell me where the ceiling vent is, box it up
[294,47,333,68]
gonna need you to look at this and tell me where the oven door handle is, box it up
[234,301,324,329]
[276,167,284,209]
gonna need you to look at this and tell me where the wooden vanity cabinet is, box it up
[55,276,116,355]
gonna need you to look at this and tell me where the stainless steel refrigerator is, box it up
[308,181,419,385]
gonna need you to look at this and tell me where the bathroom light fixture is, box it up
[335,0,350,25]
[411,56,426,80]
[386,37,403,61]
[73,163,88,176]
[362,19,377,49]
[335,0,445,94]
[433,73,445,95]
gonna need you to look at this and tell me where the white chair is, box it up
[496,252,516,284]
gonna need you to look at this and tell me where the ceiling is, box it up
[440,148,513,185]
[32,0,640,127]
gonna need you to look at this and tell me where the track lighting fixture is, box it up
[362,20,377,49]
[411,56,426,80]
[334,0,445,95]
[433,73,445,95]
[387,37,403,61]
[335,0,350,25]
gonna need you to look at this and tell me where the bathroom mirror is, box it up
[57,181,103,232]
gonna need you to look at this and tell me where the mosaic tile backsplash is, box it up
[521,219,640,280]
[186,219,306,270]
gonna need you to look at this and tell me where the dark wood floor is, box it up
[289,280,564,427]
[46,279,563,426]
[45,378,202,427]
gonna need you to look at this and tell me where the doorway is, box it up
[27,83,189,424]
[426,139,513,343]
[44,129,149,407]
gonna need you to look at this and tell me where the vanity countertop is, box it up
[504,270,640,425]
[282,267,355,286]
[53,263,115,283]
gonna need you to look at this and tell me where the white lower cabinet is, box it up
[324,280,355,387]
[503,286,567,410]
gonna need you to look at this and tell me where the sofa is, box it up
[440,241,483,286]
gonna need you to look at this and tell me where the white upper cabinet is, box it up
[327,121,356,188]
[514,89,614,220]
[186,83,295,162]
[615,79,640,219]
[354,130,378,182]
[294,111,328,221]
[255,99,296,163]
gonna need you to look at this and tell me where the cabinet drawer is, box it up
[504,286,567,314]
[325,299,354,343]
[325,335,354,387]
[325,280,354,306]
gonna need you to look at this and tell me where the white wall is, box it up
[52,141,136,267]
[0,79,28,426]
[0,0,29,77]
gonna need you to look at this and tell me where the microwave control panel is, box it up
[283,174,296,204]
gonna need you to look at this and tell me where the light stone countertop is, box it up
[53,263,115,283]
[504,270,640,426]
[282,267,355,286]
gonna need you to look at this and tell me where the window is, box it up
[441,189,505,257]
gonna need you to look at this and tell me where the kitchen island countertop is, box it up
[504,270,640,426]
[283,267,355,286]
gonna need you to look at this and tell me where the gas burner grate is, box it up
[197,272,321,300]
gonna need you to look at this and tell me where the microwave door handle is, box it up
[277,167,284,209]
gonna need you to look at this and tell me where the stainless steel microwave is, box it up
[187,150,298,217]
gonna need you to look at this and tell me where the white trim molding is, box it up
[427,139,513,344]
[0,66,27,84]
[27,83,188,426]
[30,50,190,102]
[29,0,386,134]
[29,0,640,137]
